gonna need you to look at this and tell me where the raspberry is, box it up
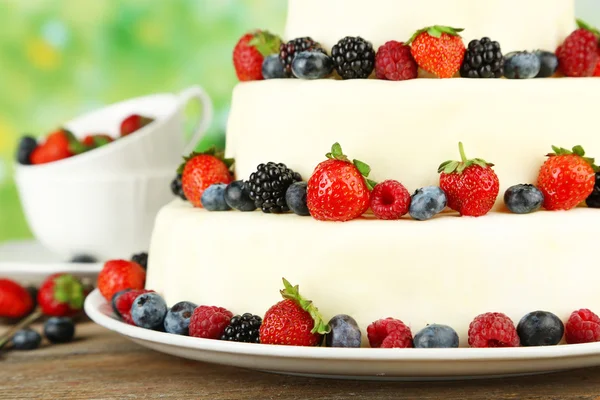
[565,309,600,344]
[367,318,413,348]
[113,289,153,325]
[375,41,418,81]
[189,306,233,339]
[556,28,599,77]
[370,180,411,220]
[468,312,520,348]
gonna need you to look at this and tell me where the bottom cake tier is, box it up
[146,200,600,347]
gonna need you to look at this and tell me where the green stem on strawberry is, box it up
[438,142,494,174]
[0,309,43,351]
[548,145,599,172]
[406,25,465,45]
[280,278,331,335]
[177,146,235,175]
[577,19,600,37]
[248,31,282,57]
[325,143,378,190]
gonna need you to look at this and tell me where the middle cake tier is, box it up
[226,79,600,210]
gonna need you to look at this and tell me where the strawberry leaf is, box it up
[177,146,235,175]
[53,274,84,310]
[353,159,371,178]
[438,142,493,175]
[577,19,600,37]
[280,278,330,335]
[407,25,464,44]
[248,31,282,57]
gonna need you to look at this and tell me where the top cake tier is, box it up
[284,0,575,53]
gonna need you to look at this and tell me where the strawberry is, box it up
[179,147,234,207]
[82,134,114,148]
[438,142,499,217]
[537,145,597,211]
[30,129,75,165]
[37,273,85,317]
[120,114,154,137]
[407,25,466,78]
[98,260,146,302]
[0,279,34,319]
[306,143,374,222]
[557,19,599,78]
[233,30,281,81]
[259,278,330,346]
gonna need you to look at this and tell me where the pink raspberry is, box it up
[189,306,233,339]
[375,41,418,81]
[565,309,600,344]
[468,312,520,348]
[370,180,411,220]
[367,318,413,348]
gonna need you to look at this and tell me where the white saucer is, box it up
[84,289,600,380]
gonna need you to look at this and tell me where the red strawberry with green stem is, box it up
[98,260,147,302]
[120,114,154,137]
[407,25,466,78]
[37,273,85,317]
[82,134,114,149]
[438,142,499,217]
[0,279,34,319]
[30,129,77,164]
[233,30,281,81]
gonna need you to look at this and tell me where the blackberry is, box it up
[331,36,375,80]
[279,37,323,77]
[220,313,262,343]
[460,37,504,78]
[244,162,302,213]
[586,172,600,208]
[16,136,38,165]
[131,252,148,270]
[170,174,187,200]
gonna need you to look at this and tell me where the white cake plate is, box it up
[85,289,600,381]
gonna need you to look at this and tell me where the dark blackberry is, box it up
[279,37,323,77]
[16,136,37,165]
[131,252,148,270]
[244,162,302,213]
[170,174,187,200]
[586,172,600,208]
[220,313,262,343]
[460,37,504,78]
[331,36,375,80]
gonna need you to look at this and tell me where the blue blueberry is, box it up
[164,301,197,335]
[12,329,42,350]
[285,182,310,216]
[409,186,447,221]
[44,317,75,344]
[517,311,564,346]
[325,314,361,348]
[16,136,37,165]
[586,172,600,208]
[504,52,541,79]
[504,184,544,214]
[292,51,334,80]
[224,180,257,212]
[534,50,558,78]
[131,292,168,330]
[262,54,285,79]
[201,183,231,211]
[413,324,459,348]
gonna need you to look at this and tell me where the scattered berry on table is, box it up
[262,54,286,79]
[164,301,198,335]
[0,279,34,319]
[201,183,232,211]
[468,312,520,348]
[16,136,38,165]
[413,324,459,348]
[503,51,541,79]
[407,25,466,78]
[44,317,75,344]
[285,181,310,216]
[131,292,168,330]
[120,114,153,137]
[30,129,75,165]
[534,50,559,78]
[325,314,362,348]
[370,180,411,220]
[409,186,447,221]
[70,254,97,263]
[537,146,597,211]
[375,41,418,81]
[460,37,504,78]
[565,309,600,344]
[131,252,148,270]
[170,174,187,201]
[556,20,599,77]
[224,180,257,212]
[113,289,153,325]
[367,318,413,348]
[189,305,234,339]
[234,30,282,81]
[438,142,499,217]
[307,143,373,222]
[279,37,323,77]
[331,36,375,80]
[586,172,600,208]
[179,148,234,208]
[504,184,544,214]
[37,273,84,317]
[292,51,334,79]
[12,329,42,350]
[98,259,146,302]
[245,162,302,213]
[517,311,564,347]
[221,313,262,343]
[259,279,330,346]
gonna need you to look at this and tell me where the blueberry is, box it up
[224,180,257,211]
[325,314,361,348]
[534,50,558,78]
[111,289,131,318]
[70,254,97,263]
[413,324,459,348]
[292,51,334,79]
[12,329,42,350]
[262,54,286,79]
[409,186,447,221]
[201,183,231,211]
[504,184,544,214]
[504,52,541,79]
[586,172,600,208]
[16,136,37,165]
[44,317,75,344]
[517,311,564,346]
[164,301,197,335]
[285,182,310,216]
[131,292,167,330]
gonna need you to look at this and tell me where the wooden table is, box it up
[3,322,600,399]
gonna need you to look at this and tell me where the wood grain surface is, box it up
[3,321,600,399]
